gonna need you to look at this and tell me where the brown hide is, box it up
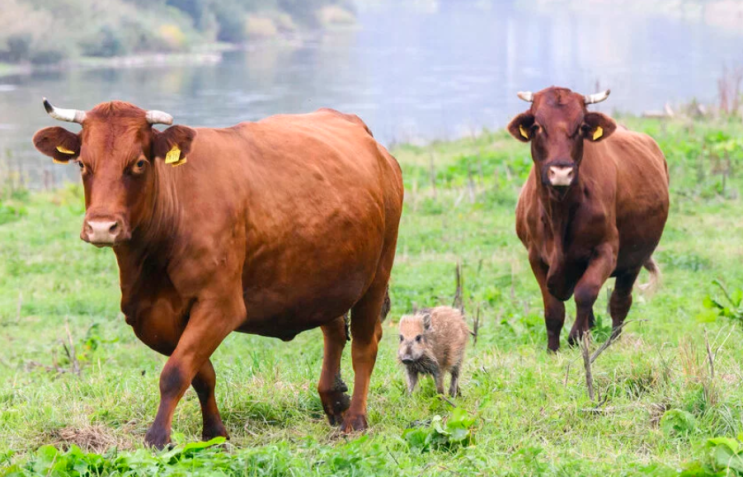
[33,103,403,447]
[510,87,669,351]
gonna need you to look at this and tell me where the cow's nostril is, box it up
[109,222,119,234]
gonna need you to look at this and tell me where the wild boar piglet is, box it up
[397,306,470,397]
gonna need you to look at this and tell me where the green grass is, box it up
[1,117,743,476]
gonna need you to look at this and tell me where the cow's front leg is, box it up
[568,243,616,346]
[145,294,244,449]
[529,251,566,352]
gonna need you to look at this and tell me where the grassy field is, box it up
[1,117,743,476]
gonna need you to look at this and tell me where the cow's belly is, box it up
[235,269,368,340]
[234,223,384,340]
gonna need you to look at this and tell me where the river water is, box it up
[1,0,742,187]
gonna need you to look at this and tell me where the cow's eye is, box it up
[77,161,84,170]
[132,159,148,174]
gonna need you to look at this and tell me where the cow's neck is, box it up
[114,163,183,277]
[537,176,583,260]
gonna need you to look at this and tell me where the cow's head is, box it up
[33,99,196,247]
[507,86,617,192]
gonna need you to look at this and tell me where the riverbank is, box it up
[1,116,743,475]
[0,1,356,78]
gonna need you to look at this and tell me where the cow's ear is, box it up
[153,125,196,167]
[32,127,81,163]
[507,112,535,142]
[582,112,617,143]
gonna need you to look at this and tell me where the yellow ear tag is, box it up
[52,158,68,164]
[519,125,529,139]
[164,146,182,165]
[56,145,75,155]
[171,157,188,167]
[593,126,603,141]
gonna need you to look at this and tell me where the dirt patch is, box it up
[49,425,131,453]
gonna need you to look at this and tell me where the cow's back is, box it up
[174,109,402,339]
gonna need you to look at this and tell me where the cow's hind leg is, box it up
[192,359,229,440]
[609,267,641,339]
[318,315,350,426]
[341,280,387,433]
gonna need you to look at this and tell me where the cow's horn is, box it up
[584,89,611,105]
[145,110,174,125]
[43,97,86,124]
[517,91,534,102]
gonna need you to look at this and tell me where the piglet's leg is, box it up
[434,371,445,395]
[145,294,244,449]
[448,366,461,397]
[568,243,617,347]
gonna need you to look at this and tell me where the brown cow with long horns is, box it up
[32,99,403,448]
[508,86,669,352]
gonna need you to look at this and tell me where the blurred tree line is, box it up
[0,0,354,65]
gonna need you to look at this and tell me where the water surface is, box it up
[1,1,741,187]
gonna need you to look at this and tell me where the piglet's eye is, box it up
[415,335,422,343]
[399,335,403,342]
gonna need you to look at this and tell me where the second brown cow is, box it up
[33,100,404,448]
[508,86,669,352]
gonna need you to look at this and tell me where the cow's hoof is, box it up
[321,390,351,427]
[340,414,368,433]
[567,332,585,347]
[202,423,229,442]
[144,427,171,450]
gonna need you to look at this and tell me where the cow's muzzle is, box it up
[81,218,130,247]
[547,165,575,187]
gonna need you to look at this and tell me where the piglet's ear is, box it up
[153,125,196,167]
[32,127,81,163]
[422,312,432,331]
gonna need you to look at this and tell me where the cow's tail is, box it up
[380,285,391,322]
[638,257,661,295]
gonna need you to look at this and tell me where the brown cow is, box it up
[508,86,669,352]
[32,99,403,448]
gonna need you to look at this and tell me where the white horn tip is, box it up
[585,89,611,104]
[517,91,534,102]
[146,110,174,125]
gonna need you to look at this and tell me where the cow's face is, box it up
[33,101,195,247]
[507,87,616,192]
